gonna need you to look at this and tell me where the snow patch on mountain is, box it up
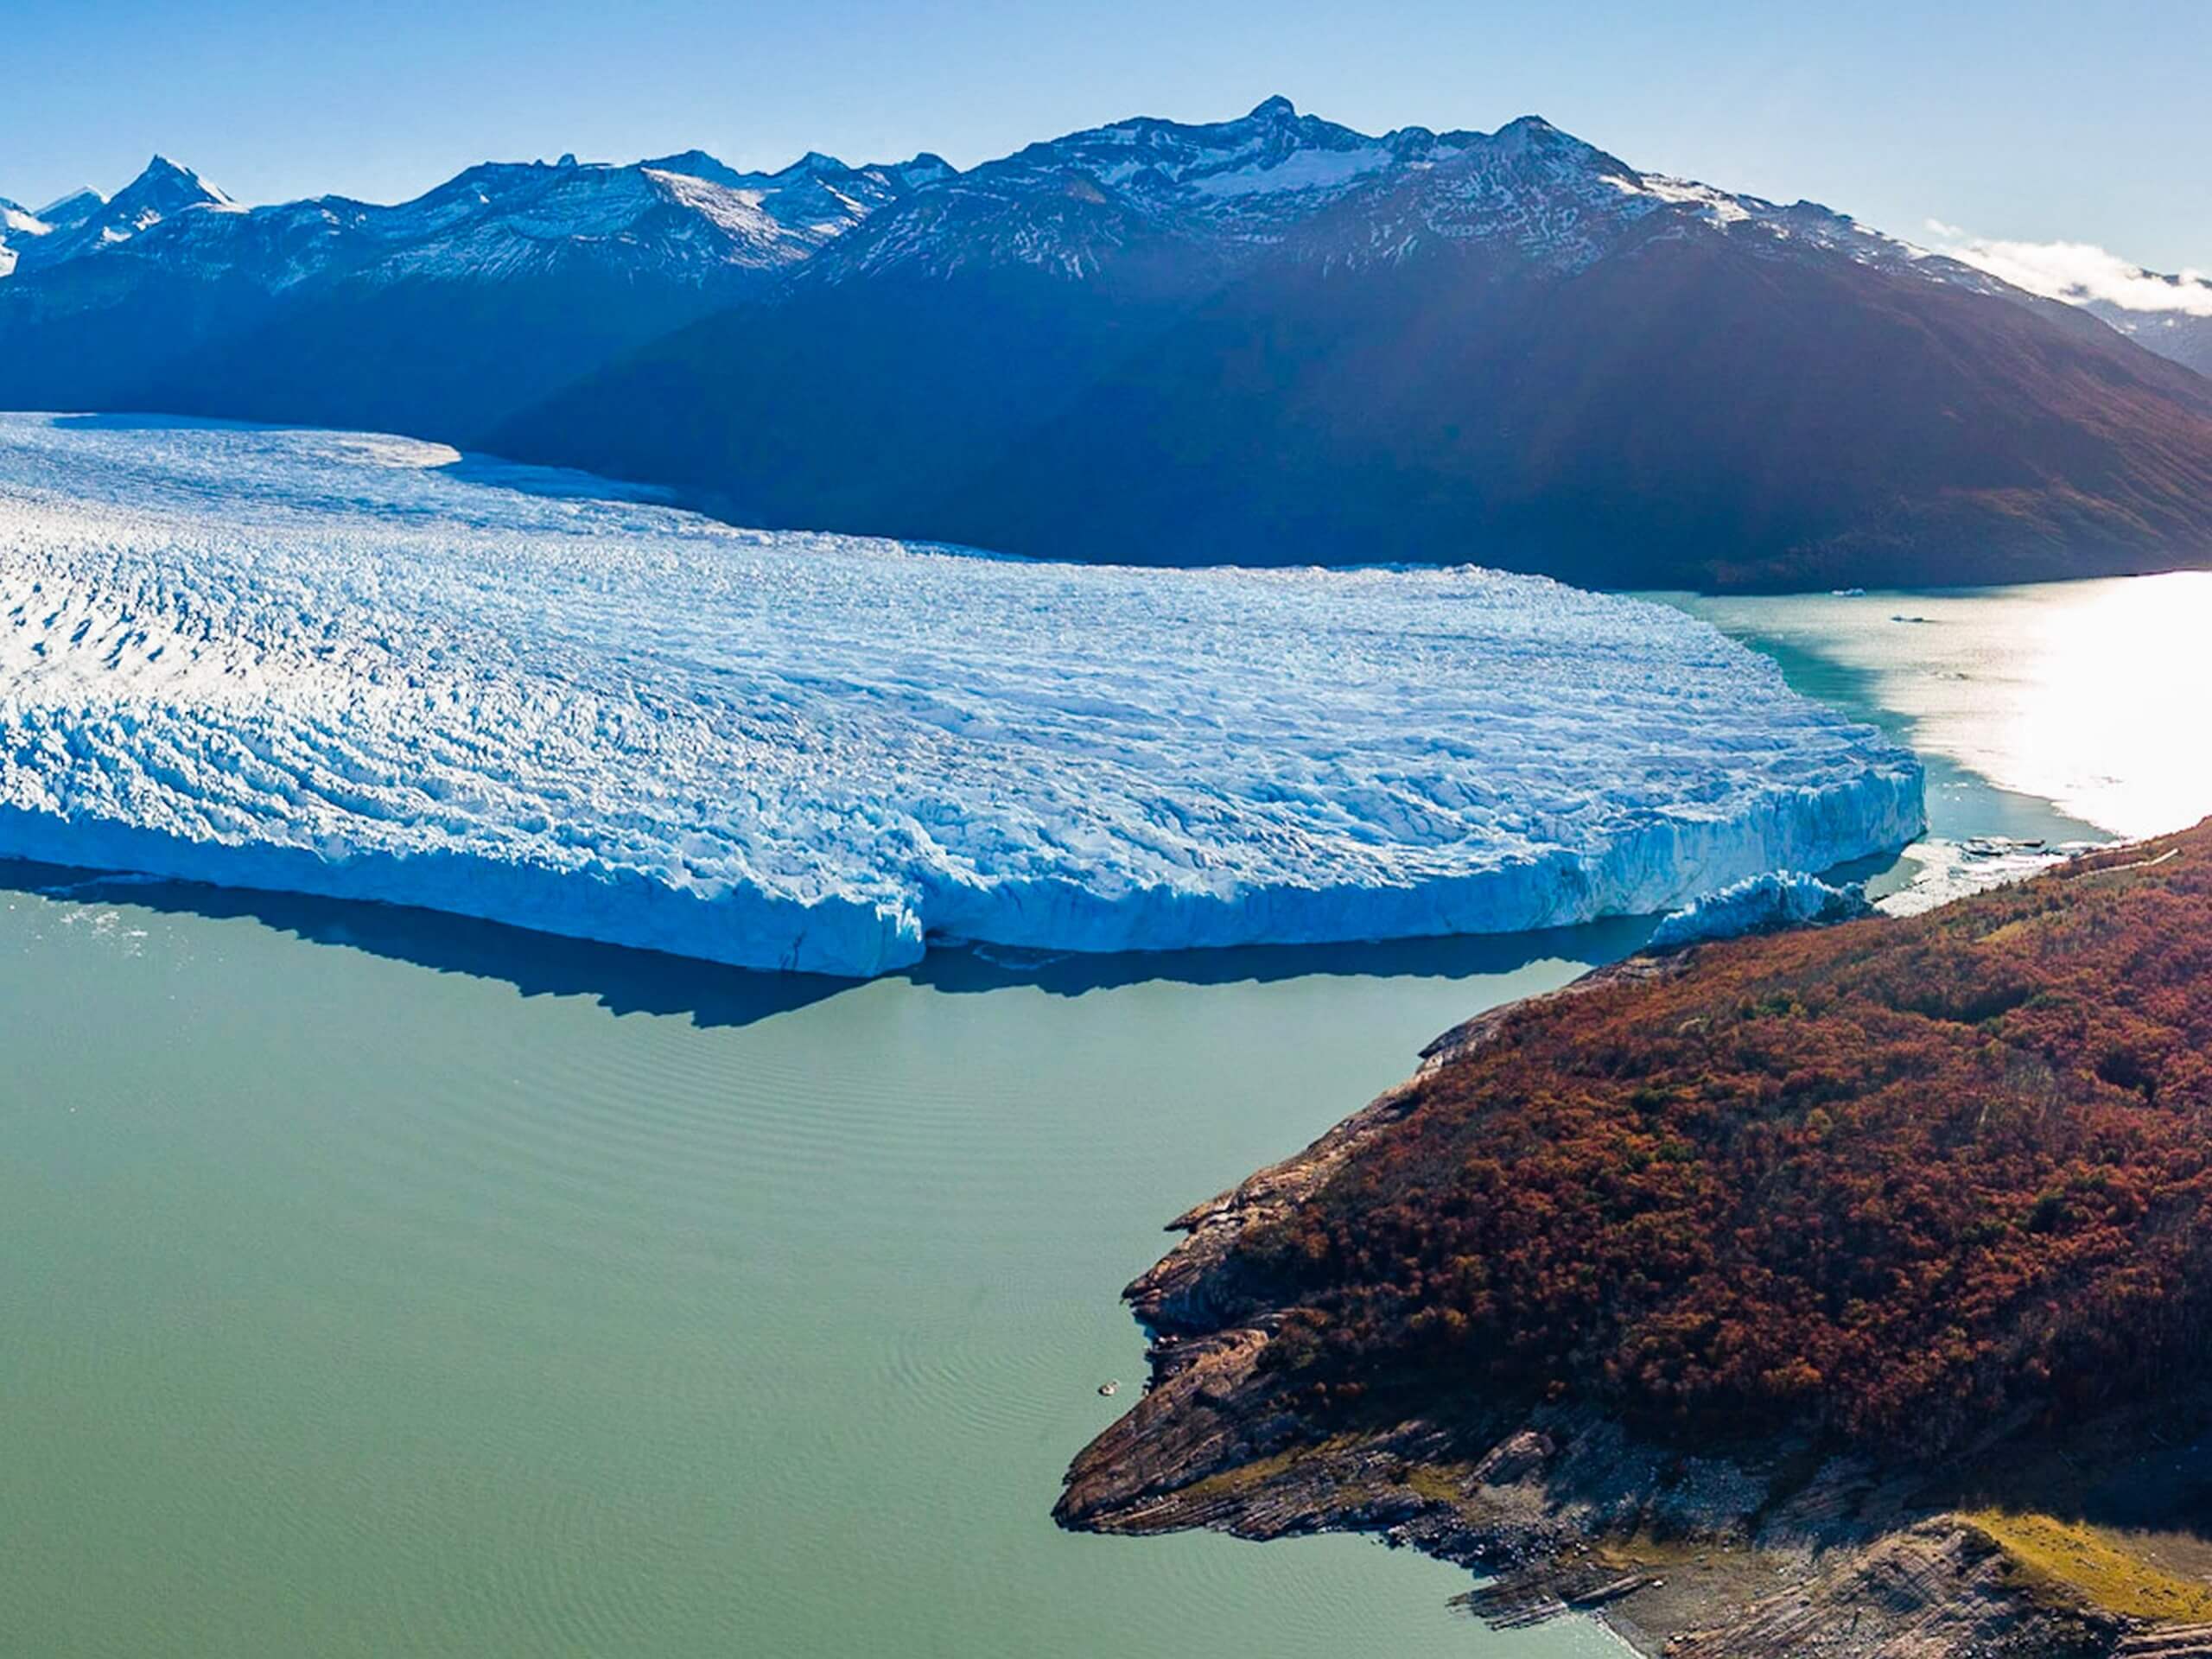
[0,197,48,278]
[0,416,1923,976]
[1612,172,1753,227]
[639,146,943,233]
[1185,143,1395,198]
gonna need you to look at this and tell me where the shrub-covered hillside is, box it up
[1242,825,2212,1456]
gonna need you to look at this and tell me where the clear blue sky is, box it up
[6,0,2208,272]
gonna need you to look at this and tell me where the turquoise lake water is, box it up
[1,881,1638,1657]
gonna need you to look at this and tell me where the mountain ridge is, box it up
[8,100,2212,589]
[489,99,2212,590]
[0,142,945,441]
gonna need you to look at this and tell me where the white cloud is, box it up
[1923,221,2212,316]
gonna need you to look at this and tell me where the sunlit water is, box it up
[1673,574,2212,842]
[6,573,2198,1658]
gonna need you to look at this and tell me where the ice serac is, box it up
[0,416,1925,976]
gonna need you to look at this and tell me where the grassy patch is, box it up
[1176,1435,1361,1502]
[1967,1509,2212,1624]
[1401,1462,1478,1505]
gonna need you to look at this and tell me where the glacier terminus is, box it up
[0,415,1923,976]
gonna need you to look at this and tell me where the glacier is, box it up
[0,415,1924,977]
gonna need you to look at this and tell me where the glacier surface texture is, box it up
[0,416,1924,976]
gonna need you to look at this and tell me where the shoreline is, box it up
[1057,858,2212,1656]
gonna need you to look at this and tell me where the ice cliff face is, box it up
[0,416,1923,976]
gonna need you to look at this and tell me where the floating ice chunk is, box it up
[1649,870,1873,950]
[1876,836,2088,917]
[0,416,1924,976]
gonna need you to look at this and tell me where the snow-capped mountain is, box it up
[8,157,235,275]
[15,150,898,296]
[0,144,937,438]
[1005,95,1433,209]
[326,157,820,284]
[9,99,2212,590]
[806,97,1999,289]
[812,97,1498,282]
[498,99,2212,591]
[0,99,2116,360]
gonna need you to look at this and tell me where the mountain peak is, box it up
[1248,95,1297,120]
[891,153,957,188]
[1476,114,1624,176]
[639,149,747,191]
[1494,114,1562,143]
[34,184,105,224]
[121,155,231,207]
[649,149,722,172]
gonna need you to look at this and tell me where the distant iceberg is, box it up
[0,416,1924,977]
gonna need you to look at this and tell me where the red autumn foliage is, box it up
[1240,827,2212,1455]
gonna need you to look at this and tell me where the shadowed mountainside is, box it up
[10,104,2212,589]
[495,109,2212,592]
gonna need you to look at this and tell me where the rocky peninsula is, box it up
[1062,827,2212,1656]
